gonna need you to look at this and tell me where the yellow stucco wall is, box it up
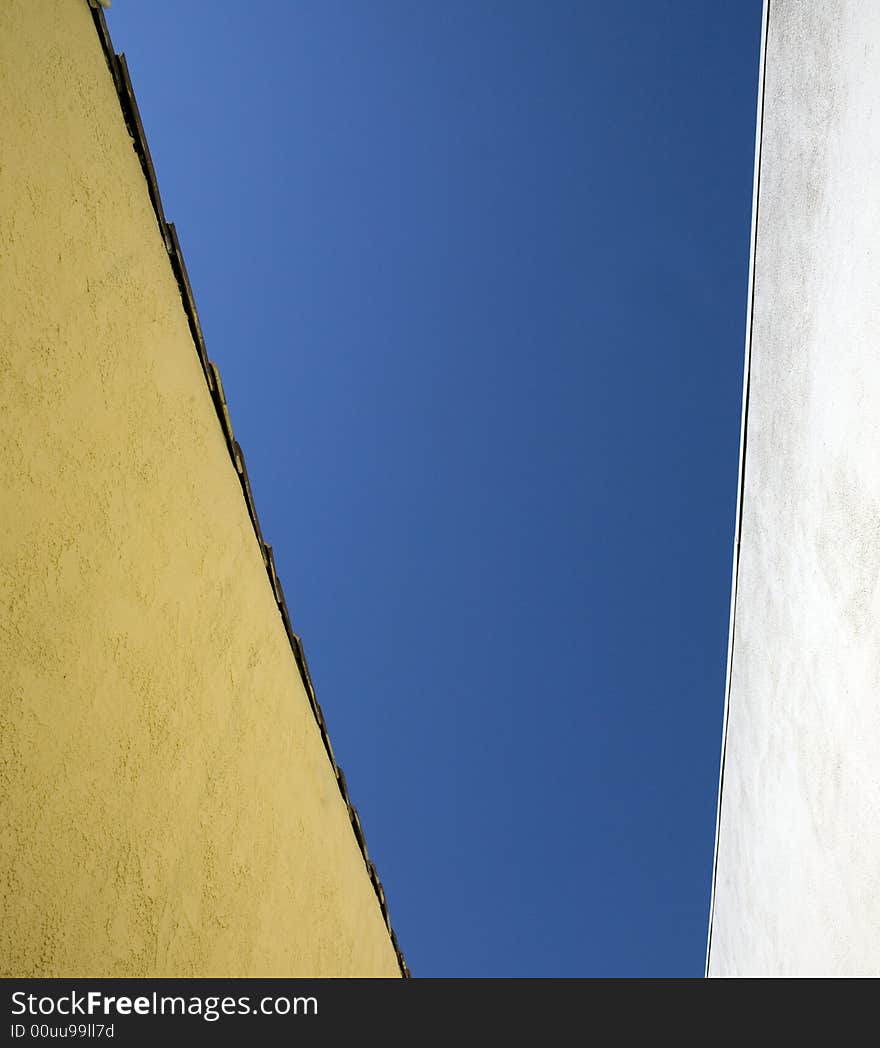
[0,0,401,977]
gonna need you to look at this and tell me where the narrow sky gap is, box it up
[105,1,764,976]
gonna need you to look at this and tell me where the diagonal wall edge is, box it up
[704,0,770,977]
[88,4,409,978]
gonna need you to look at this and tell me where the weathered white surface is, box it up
[708,0,880,977]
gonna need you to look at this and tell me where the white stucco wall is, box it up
[707,0,880,977]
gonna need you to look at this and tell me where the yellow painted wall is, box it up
[0,0,401,977]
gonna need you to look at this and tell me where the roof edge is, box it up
[87,2,409,978]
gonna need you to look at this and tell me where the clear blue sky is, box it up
[105,1,763,977]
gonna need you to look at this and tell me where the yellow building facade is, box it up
[0,0,404,977]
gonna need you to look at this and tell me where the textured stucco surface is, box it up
[0,0,400,977]
[708,0,880,976]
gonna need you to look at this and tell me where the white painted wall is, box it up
[708,0,880,977]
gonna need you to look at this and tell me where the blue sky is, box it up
[105,1,764,976]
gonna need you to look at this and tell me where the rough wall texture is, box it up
[0,0,401,977]
[708,0,880,976]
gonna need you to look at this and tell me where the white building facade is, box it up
[707,0,880,976]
